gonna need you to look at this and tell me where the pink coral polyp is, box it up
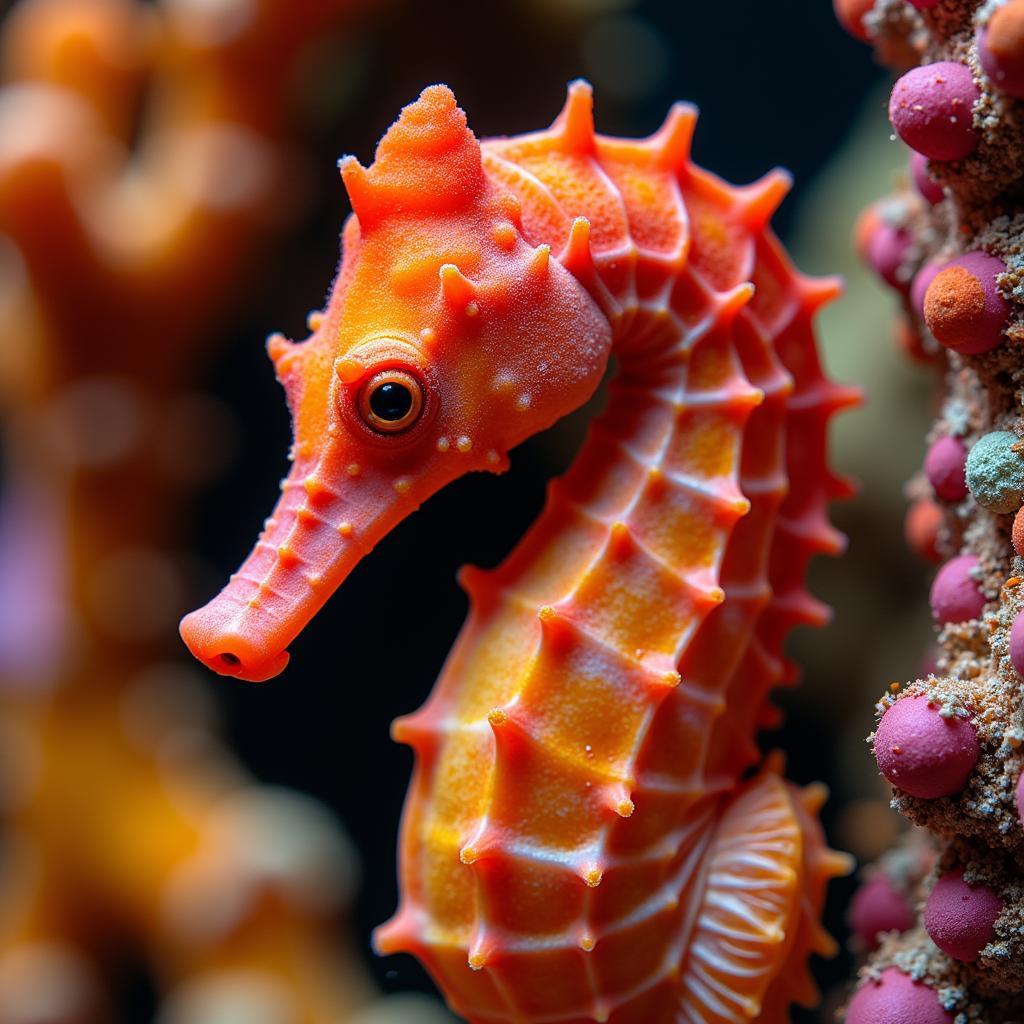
[874,694,979,799]
[889,62,980,161]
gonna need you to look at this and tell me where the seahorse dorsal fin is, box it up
[740,168,793,231]
[552,79,595,154]
[340,85,486,227]
[651,101,698,170]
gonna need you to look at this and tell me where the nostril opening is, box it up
[218,652,241,668]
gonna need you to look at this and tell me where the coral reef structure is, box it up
[0,1,447,1021]
[182,82,856,1023]
[840,0,1024,1020]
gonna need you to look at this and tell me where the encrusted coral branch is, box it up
[838,1,1024,1020]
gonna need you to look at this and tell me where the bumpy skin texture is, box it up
[181,83,854,1023]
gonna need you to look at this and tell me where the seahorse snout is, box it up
[179,600,291,682]
[179,450,438,682]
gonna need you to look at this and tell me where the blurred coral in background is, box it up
[0,0,454,1020]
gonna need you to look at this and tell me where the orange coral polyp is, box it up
[987,1,1024,68]
[924,265,987,349]
[182,82,853,1022]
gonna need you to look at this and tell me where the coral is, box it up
[875,693,981,798]
[926,435,969,502]
[181,81,856,1022]
[923,253,1010,354]
[0,1,453,1021]
[913,150,948,205]
[978,2,1024,97]
[850,872,917,950]
[908,496,946,561]
[890,61,981,161]
[846,967,953,1024]
[839,0,1024,1018]
[929,554,987,623]
[836,0,879,41]
[924,868,1004,962]
[965,430,1024,511]
[866,214,915,290]
[847,831,937,952]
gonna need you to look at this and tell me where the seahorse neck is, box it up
[473,293,752,670]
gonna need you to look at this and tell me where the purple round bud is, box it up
[925,868,1003,962]
[846,969,951,1024]
[911,261,943,317]
[866,220,912,291]
[925,436,968,502]
[849,874,914,949]
[1010,611,1024,678]
[875,694,980,799]
[910,152,944,204]
[978,8,1024,100]
[930,554,985,623]
[889,62,980,161]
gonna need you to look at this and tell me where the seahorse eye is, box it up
[359,369,423,433]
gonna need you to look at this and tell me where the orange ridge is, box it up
[181,82,855,1024]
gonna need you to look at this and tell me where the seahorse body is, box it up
[180,83,854,1024]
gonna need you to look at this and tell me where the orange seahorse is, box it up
[181,83,855,1024]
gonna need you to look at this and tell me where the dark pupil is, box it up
[370,381,413,422]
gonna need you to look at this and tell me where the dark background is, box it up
[177,0,890,1017]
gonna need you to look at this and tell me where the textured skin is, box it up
[181,83,854,1024]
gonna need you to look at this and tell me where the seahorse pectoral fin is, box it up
[678,766,850,1024]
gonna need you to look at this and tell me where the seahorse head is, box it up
[180,85,611,681]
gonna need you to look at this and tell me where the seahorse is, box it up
[181,82,855,1024]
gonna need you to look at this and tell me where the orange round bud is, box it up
[1012,505,1024,558]
[834,0,875,42]
[905,498,943,563]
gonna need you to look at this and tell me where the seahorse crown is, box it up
[340,85,486,222]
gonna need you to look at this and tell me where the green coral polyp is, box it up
[966,431,1024,514]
